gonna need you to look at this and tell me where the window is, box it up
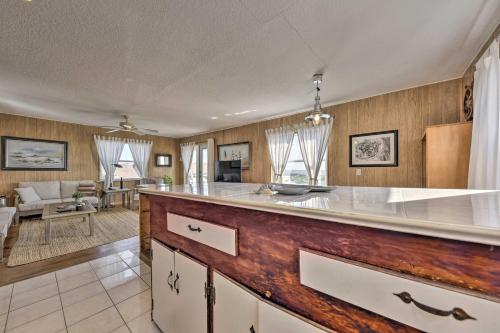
[278,134,327,186]
[99,144,140,180]
[186,144,208,184]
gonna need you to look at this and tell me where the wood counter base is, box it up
[145,194,500,333]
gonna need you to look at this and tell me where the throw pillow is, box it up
[15,187,41,203]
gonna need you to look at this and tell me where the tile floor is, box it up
[0,251,159,333]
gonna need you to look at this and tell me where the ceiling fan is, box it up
[101,115,159,135]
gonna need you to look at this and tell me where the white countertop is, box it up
[139,183,500,246]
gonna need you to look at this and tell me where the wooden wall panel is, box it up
[0,112,180,204]
[180,79,463,187]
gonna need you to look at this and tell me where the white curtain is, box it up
[468,39,500,189]
[181,142,196,184]
[207,138,215,182]
[296,118,333,185]
[265,126,295,183]
[128,139,153,182]
[94,135,125,189]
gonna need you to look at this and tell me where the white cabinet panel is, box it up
[258,301,327,333]
[299,248,500,333]
[174,251,208,333]
[213,271,258,333]
[152,239,175,333]
[167,213,237,256]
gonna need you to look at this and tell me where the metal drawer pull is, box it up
[393,291,476,321]
[167,270,173,291]
[250,325,256,333]
[173,273,180,295]
[187,224,202,232]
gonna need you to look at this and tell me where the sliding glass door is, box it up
[188,144,208,184]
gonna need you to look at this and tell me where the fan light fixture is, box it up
[305,73,331,126]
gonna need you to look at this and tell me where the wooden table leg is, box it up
[89,213,94,236]
[122,193,125,208]
[44,218,51,244]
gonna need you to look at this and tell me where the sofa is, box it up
[14,180,100,222]
[0,206,16,261]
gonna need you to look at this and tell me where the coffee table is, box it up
[41,201,97,244]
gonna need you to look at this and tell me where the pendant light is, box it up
[305,73,331,125]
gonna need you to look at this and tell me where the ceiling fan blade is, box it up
[131,130,146,136]
[106,129,121,133]
[136,128,159,134]
[101,126,122,130]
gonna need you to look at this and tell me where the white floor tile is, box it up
[0,297,10,316]
[89,255,122,269]
[60,281,104,308]
[63,292,113,326]
[13,273,56,295]
[6,295,61,331]
[116,289,151,323]
[6,310,65,333]
[100,269,138,291]
[94,261,129,279]
[130,262,150,277]
[55,263,92,281]
[117,251,135,260]
[58,270,98,293]
[140,273,151,287]
[127,312,160,333]
[107,277,149,304]
[0,313,6,333]
[67,307,124,333]
[0,285,12,301]
[110,326,130,333]
[120,256,140,268]
[10,283,58,310]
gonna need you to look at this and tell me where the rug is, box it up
[7,208,139,266]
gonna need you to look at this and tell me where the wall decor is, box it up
[155,154,172,167]
[463,82,473,121]
[218,142,251,169]
[349,130,398,167]
[1,136,68,170]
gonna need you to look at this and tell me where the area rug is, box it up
[7,208,139,266]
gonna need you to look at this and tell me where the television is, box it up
[215,160,242,183]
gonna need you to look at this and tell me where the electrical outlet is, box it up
[356,168,362,176]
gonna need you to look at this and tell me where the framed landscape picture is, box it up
[1,136,68,170]
[349,130,398,167]
[218,142,251,169]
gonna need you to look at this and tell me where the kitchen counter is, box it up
[140,182,500,245]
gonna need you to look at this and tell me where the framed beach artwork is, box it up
[349,130,398,167]
[1,136,68,170]
[218,142,251,169]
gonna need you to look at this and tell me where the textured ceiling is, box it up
[0,0,499,137]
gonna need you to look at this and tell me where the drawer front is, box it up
[299,249,500,333]
[167,212,237,256]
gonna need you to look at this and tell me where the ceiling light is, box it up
[305,73,331,126]
[210,116,218,120]
[224,113,232,117]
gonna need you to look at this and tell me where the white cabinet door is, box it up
[174,251,208,333]
[213,271,258,333]
[152,240,176,333]
[258,301,327,333]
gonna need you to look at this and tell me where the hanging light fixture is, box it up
[305,73,331,126]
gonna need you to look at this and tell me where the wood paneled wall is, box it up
[0,112,180,204]
[180,79,463,187]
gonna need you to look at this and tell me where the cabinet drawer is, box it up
[299,248,500,333]
[167,213,237,256]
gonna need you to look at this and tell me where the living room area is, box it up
[0,112,178,284]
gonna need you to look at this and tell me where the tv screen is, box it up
[215,160,242,182]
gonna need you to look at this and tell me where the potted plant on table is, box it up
[162,175,173,187]
[72,191,84,204]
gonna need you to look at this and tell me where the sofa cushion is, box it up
[15,187,41,203]
[18,199,62,212]
[19,181,61,200]
[61,181,80,199]
[81,196,99,205]
[0,207,16,237]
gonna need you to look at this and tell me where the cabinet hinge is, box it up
[204,282,216,305]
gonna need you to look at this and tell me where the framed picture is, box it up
[218,142,251,169]
[349,130,398,167]
[1,136,68,170]
[155,154,172,167]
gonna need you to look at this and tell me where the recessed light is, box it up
[224,113,232,117]
[210,116,218,120]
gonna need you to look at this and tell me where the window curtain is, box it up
[207,138,215,182]
[296,118,333,185]
[265,126,295,183]
[181,142,196,184]
[128,139,153,183]
[94,135,125,189]
[468,39,500,189]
